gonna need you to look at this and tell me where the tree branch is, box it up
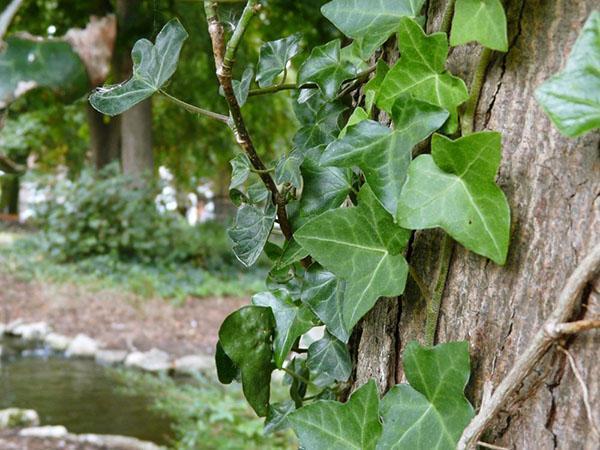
[203,0,294,242]
[458,243,600,449]
[0,153,25,174]
[0,0,24,41]
[248,82,317,97]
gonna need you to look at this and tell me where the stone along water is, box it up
[0,340,173,445]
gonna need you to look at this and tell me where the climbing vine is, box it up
[89,1,599,449]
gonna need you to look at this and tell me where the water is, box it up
[0,338,174,445]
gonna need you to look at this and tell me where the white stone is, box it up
[45,333,72,352]
[125,348,171,372]
[10,321,50,340]
[173,354,215,375]
[0,323,6,335]
[66,334,99,358]
[78,433,162,450]
[0,408,40,429]
[19,425,68,438]
[95,349,128,366]
[5,319,23,333]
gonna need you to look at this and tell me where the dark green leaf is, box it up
[339,106,369,138]
[293,100,347,150]
[215,340,239,384]
[228,153,251,206]
[252,290,316,368]
[295,185,410,329]
[301,267,350,343]
[90,19,188,116]
[0,36,88,108]
[322,95,448,215]
[265,401,296,434]
[286,356,310,408]
[276,238,310,270]
[321,0,426,58]
[233,66,254,107]
[397,132,510,264]
[219,306,275,417]
[307,331,351,387]
[289,379,382,450]
[275,149,304,189]
[377,17,468,132]
[450,0,508,51]
[535,11,600,137]
[298,39,356,100]
[377,341,474,450]
[256,33,302,87]
[228,203,276,267]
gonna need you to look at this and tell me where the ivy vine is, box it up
[89,1,600,448]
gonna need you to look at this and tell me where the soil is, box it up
[0,273,248,356]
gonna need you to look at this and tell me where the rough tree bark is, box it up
[354,1,599,448]
[86,105,120,170]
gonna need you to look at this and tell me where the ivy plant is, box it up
[89,0,528,447]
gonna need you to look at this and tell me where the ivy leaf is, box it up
[377,17,468,132]
[276,238,310,270]
[228,203,276,267]
[293,100,347,150]
[219,306,275,417]
[228,153,251,206]
[298,39,356,101]
[295,185,410,329]
[215,340,239,384]
[90,19,188,116]
[535,11,600,137]
[450,0,508,51]
[252,290,317,368]
[396,132,510,264]
[275,149,304,189]
[377,341,474,450]
[289,379,382,450]
[364,60,389,114]
[301,267,350,343]
[307,331,352,387]
[256,33,302,87]
[289,146,353,227]
[322,95,448,216]
[286,356,310,408]
[321,0,426,59]
[339,106,369,138]
[265,401,296,434]
[233,66,254,107]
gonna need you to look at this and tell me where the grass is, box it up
[0,229,266,302]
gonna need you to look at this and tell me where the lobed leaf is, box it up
[256,33,302,87]
[450,0,508,51]
[228,203,276,267]
[306,331,352,387]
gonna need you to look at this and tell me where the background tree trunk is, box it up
[0,175,19,215]
[355,1,599,448]
[86,105,120,170]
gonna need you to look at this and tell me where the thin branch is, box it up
[558,345,600,439]
[0,0,24,41]
[159,90,230,123]
[458,243,600,449]
[282,367,312,387]
[476,442,509,450]
[439,0,457,35]
[408,265,433,305]
[204,0,294,242]
[545,318,600,337]
[461,47,493,135]
[335,64,378,100]
[248,82,317,97]
[0,153,25,174]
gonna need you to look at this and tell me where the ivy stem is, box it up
[460,47,493,135]
[159,90,230,123]
[440,0,457,35]
[282,367,312,386]
[424,233,454,346]
[408,265,433,305]
[248,83,317,97]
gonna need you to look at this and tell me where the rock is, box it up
[9,322,50,341]
[66,334,99,358]
[78,433,163,450]
[173,354,215,375]
[95,349,128,366]
[19,425,68,438]
[0,323,6,335]
[4,319,23,333]
[0,408,40,429]
[44,333,72,352]
[125,348,171,372]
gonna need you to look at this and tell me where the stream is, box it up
[0,337,174,445]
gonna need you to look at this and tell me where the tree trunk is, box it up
[0,175,19,215]
[86,104,120,170]
[120,99,153,178]
[355,1,599,448]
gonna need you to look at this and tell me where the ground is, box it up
[0,273,247,356]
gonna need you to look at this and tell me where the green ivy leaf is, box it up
[275,149,304,189]
[286,357,310,408]
[228,153,251,206]
[289,379,382,450]
[339,106,369,138]
[301,267,350,343]
[233,66,254,107]
[377,17,468,132]
[252,290,317,368]
[276,238,310,270]
[450,0,508,51]
[397,132,510,264]
[294,100,347,150]
[0,36,89,108]
[321,0,426,59]
[289,146,353,227]
[364,60,389,114]
[298,39,356,100]
[295,185,410,329]
[535,11,600,137]
[322,95,448,215]
[377,341,474,450]
[340,41,369,72]
[307,331,352,387]
[256,33,302,87]
[90,19,188,116]
[215,340,239,384]
[219,306,275,417]
[228,203,276,267]
[265,401,296,434]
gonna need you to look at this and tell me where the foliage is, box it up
[535,10,600,137]
[89,0,522,445]
[111,370,296,450]
[450,0,508,51]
